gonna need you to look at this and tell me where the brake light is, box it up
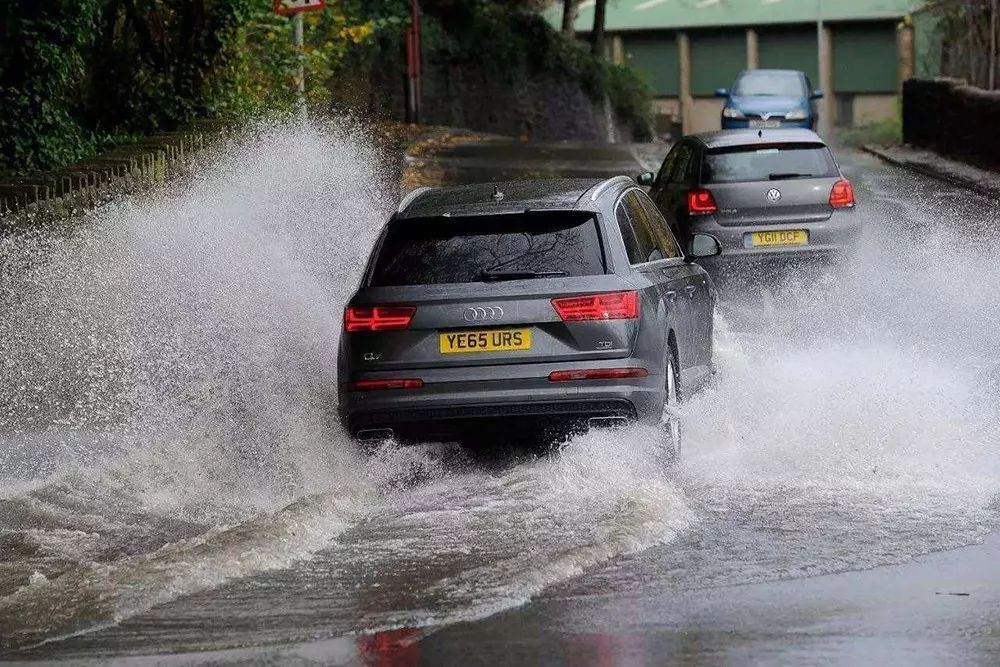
[829,179,855,208]
[549,368,649,382]
[551,291,639,321]
[344,306,415,332]
[343,379,423,392]
[687,188,718,215]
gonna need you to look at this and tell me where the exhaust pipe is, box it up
[356,428,395,441]
[587,416,629,430]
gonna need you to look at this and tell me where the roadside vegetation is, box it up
[924,0,1000,89]
[0,0,651,176]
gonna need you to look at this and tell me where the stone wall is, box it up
[902,78,1000,169]
[369,56,636,142]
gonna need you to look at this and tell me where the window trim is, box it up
[632,188,684,260]
[614,188,687,268]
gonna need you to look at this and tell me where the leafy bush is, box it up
[0,0,103,174]
[0,0,384,176]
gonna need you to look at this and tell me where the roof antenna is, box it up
[492,186,504,201]
[758,130,763,138]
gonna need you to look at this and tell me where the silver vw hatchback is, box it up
[338,178,721,452]
[639,129,859,271]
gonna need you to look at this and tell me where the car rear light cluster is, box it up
[551,291,639,321]
[829,179,855,208]
[343,378,423,392]
[344,306,415,332]
[687,188,719,215]
[549,368,648,382]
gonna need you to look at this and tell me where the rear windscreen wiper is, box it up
[480,270,568,282]
[768,172,814,180]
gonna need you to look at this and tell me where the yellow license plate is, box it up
[439,328,532,354]
[751,230,808,247]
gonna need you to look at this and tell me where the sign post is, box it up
[272,0,327,122]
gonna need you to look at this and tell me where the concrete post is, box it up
[746,28,759,70]
[611,34,625,65]
[818,24,834,135]
[678,31,693,134]
[897,23,915,89]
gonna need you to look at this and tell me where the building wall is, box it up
[689,30,747,96]
[832,22,900,93]
[623,32,678,96]
[615,18,905,135]
[689,97,727,134]
[851,93,898,125]
[757,26,820,88]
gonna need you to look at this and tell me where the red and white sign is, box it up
[273,0,326,15]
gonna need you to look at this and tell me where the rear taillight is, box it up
[344,306,415,332]
[551,291,640,321]
[687,188,718,215]
[829,179,855,208]
[549,368,649,382]
[343,378,423,392]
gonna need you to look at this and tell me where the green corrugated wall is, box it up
[832,22,899,92]
[690,30,747,96]
[757,27,820,88]
[622,33,679,96]
[912,12,942,77]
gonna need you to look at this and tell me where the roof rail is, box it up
[588,175,634,202]
[397,186,434,213]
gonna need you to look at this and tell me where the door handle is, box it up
[685,285,697,298]
[665,290,677,302]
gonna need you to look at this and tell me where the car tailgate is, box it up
[708,177,839,227]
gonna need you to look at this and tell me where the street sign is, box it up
[273,0,326,16]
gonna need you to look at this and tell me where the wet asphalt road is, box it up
[2,134,1000,665]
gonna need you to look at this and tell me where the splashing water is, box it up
[0,126,692,654]
[0,136,999,656]
[0,124,396,610]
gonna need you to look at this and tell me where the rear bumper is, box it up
[720,118,814,130]
[339,370,663,443]
[688,209,861,267]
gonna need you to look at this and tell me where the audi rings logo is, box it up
[464,306,504,322]
[766,188,782,203]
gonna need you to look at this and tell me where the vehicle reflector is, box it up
[549,368,649,382]
[551,291,639,321]
[829,179,855,208]
[687,188,719,215]
[344,306,416,332]
[344,378,424,392]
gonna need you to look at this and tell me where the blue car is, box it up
[716,69,823,130]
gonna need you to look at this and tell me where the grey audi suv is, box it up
[338,177,721,454]
[638,129,859,272]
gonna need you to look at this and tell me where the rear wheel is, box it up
[661,352,683,461]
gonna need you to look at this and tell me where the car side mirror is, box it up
[714,88,729,98]
[685,233,722,263]
[811,89,824,100]
[636,171,655,187]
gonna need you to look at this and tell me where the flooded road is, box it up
[2,127,999,664]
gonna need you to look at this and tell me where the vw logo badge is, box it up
[464,306,504,322]
[766,188,782,203]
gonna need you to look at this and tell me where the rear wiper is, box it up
[768,172,814,180]
[480,270,568,282]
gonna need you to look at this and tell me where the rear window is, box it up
[733,71,807,97]
[702,144,838,184]
[369,212,607,286]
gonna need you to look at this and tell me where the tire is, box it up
[660,348,683,461]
